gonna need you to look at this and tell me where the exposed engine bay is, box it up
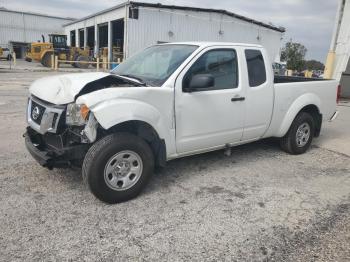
[76,75,144,98]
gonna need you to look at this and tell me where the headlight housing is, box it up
[66,103,90,126]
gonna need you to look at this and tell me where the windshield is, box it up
[112,44,198,86]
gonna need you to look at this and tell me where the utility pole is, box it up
[324,0,347,79]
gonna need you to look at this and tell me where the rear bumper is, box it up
[24,127,89,169]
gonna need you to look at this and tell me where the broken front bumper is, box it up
[24,127,90,169]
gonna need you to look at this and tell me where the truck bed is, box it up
[264,78,338,138]
[274,75,327,83]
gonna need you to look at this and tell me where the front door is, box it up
[175,47,246,154]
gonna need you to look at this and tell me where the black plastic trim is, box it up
[156,139,167,167]
[24,128,90,169]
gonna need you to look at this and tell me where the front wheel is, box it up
[41,52,54,67]
[82,133,154,203]
[74,55,90,69]
[280,112,315,155]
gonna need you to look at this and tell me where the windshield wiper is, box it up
[119,74,147,86]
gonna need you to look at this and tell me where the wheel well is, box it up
[299,105,322,137]
[101,120,166,167]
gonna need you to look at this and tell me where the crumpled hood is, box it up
[29,72,110,104]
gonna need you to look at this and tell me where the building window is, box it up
[70,30,76,47]
[129,6,139,19]
[79,29,84,48]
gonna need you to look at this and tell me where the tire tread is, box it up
[82,133,154,203]
[280,112,315,155]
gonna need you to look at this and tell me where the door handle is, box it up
[231,97,245,102]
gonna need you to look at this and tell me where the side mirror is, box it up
[184,74,214,92]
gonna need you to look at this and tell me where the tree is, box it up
[304,60,324,71]
[281,41,307,71]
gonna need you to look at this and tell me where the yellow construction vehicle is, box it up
[25,34,91,68]
[25,39,51,62]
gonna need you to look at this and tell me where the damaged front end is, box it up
[25,74,145,169]
[24,95,99,169]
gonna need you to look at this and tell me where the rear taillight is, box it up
[337,85,341,104]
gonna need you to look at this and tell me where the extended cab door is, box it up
[241,48,274,140]
[174,46,246,154]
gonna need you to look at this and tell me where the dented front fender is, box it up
[76,87,176,157]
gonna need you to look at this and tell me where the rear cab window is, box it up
[245,49,266,87]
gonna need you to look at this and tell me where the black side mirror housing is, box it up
[184,74,214,92]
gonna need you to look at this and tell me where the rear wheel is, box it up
[280,112,315,154]
[82,133,154,203]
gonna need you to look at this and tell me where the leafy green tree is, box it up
[281,41,307,71]
[304,60,324,71]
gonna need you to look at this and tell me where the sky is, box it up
[0,0,340,62]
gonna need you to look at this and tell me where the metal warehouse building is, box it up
[0,7,74,58]
[64,1,285,63]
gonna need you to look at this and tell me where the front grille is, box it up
[28,96,65,134]
[30,100,46,125]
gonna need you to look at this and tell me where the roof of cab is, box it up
[158,42,264,48]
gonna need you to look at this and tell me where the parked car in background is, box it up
[272,62,286,75]
[313,70,324,78]
[24,42,339,203]
[0,47,12,60]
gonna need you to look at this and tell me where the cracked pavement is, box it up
[0,70,349,261]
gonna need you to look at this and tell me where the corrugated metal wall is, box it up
[127,7,283,61]
[0,10,73,46]
[64,7,125,47]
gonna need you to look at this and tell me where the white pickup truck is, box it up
[24,42,339,203]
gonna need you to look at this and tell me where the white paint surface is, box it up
[29,42,338,160]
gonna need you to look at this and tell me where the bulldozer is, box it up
[25,34,91,68]
[25,40,51,63]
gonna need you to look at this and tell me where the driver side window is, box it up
[183,49,238,91]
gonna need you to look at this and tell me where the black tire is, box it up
[82,133,154,203]
[75,55,90,69]
[72,54,79,68]
[280,112,315,155]
[41,52,53,67]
